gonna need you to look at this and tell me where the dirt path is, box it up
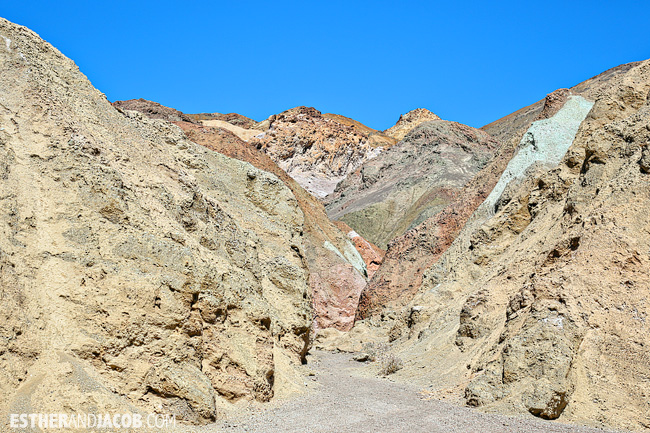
[197,351,622,433]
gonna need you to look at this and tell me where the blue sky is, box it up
[2,1,649,130]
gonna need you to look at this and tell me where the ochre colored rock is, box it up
[383,108,441,141]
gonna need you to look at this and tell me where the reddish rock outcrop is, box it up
[113,98,195,123]
[535,88,571,121]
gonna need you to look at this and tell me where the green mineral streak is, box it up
[323,240,367,277]
[482,95,594,213]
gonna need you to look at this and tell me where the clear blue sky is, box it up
[2,1,649,130]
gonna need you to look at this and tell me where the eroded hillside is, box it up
[249,107,395,198]
[0,18,313,424]
[112,99,371,332]
[326,121,499,249]
[356,61,650,430]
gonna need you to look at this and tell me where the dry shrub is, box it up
[379,354,404,375]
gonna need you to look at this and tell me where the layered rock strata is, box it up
[366,60,650,430]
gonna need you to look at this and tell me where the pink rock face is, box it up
[334,221,385,280]
[249,106,392,198]
[309,259,367,332]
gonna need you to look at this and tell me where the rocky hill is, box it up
[173,122,368,332]
[355,60,650,430]
[113,98,195,123]
[384,108,441,141]
[111,99,370,332]
[0,18,316,424]
[2,14,649,433]
[248,107,395,198]
[357,63,648,320]
[325,120,499,249]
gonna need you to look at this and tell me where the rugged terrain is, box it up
[1,14,649,433]
[171,121,368,332]
[248,107,395,198]
[0,18,315,425]
[354,61,650,431]
[383,108,442,141]
[326,120,499,248]
[111,99,370,332]
[205,351,620,433]
[185,112,259,130]
[355,88,574,318]
[113,98,196,123]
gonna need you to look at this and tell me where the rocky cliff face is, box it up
[173,121,368,331]
[383,108,441,141]
[326,121,499,249]
[249,107,393,198]
[356,134,517,319]
[365,60,650,430]
[333,221,385,280]
[358,64,647,320]
[0,18,314,424]
[110,100,369,332]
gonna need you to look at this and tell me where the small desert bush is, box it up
[379,354,404,375]
[362,342,389,362]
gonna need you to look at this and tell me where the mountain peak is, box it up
[384,108,441,141]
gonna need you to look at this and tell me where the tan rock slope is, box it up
[185,112,259,130]
[174,122,368,331]
[112,100,370,332]
[325,120,499,249]
[361,60,650,430]
[249,107,395,198]
[0,18,314,425]
[384,108,441,141]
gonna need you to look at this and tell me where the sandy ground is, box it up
[189,351,625,433]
